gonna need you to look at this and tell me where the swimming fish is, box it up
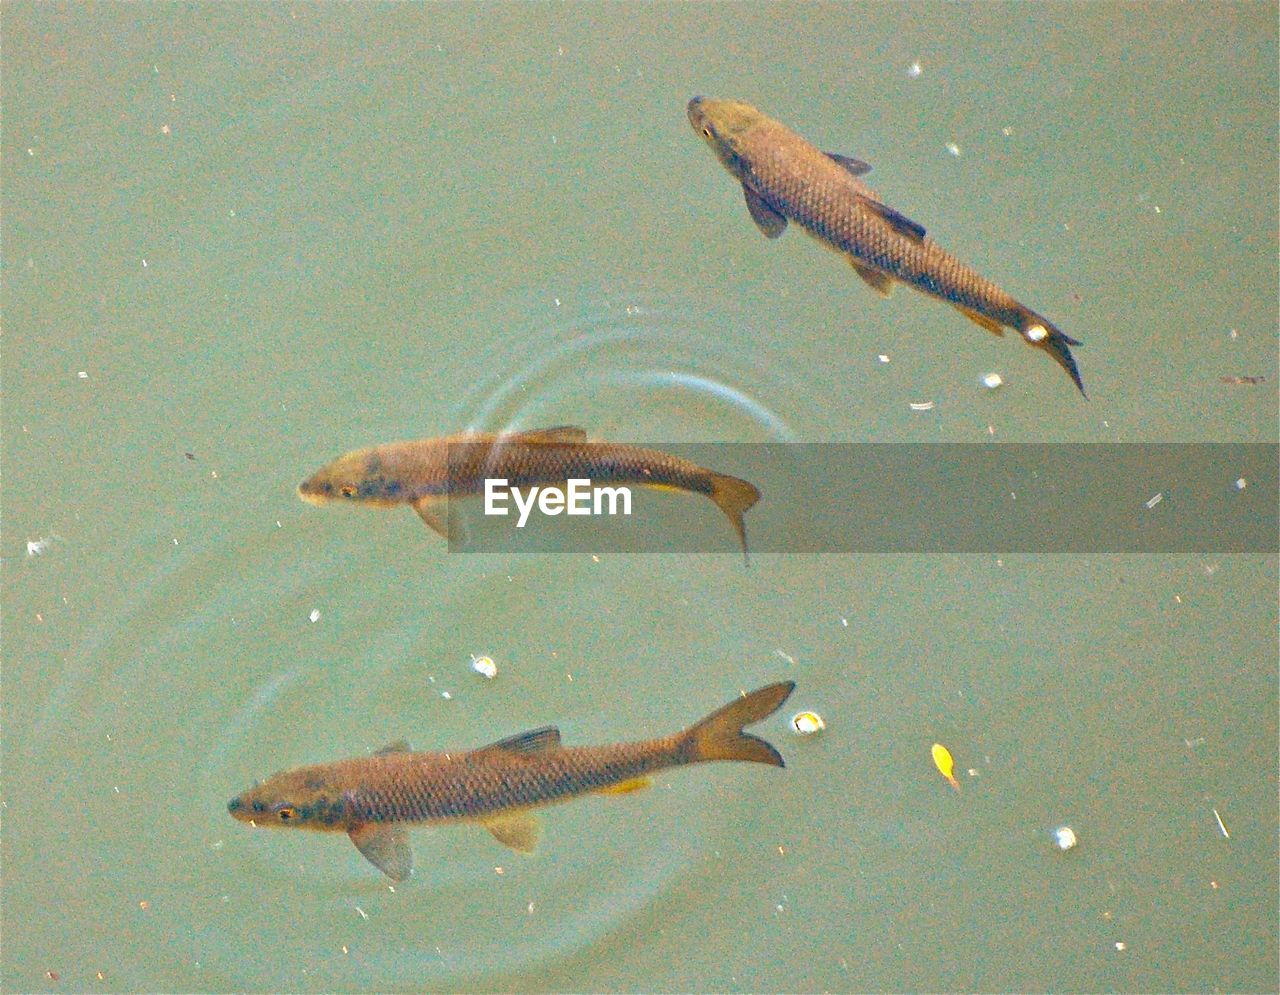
[931,742,960,791]
[687,97,1085,395]
[228,681,796,880]
[297,426,761,560]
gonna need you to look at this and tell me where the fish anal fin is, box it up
[374,740,412,756]
[482,812,540,853]
[597,776,652,795]
[349,823,414,881]
[850,259,894,297]
[471,726,562,758]
[956,305,1006,337]
[742,184,788,238]
[858,196,927,242]
[500,426,588,444]
[826,151,872,176]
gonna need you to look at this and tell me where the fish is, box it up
[931,742,960,791]
[687,97,1086,396]
[228,681,796,880]
[297,426,761,561]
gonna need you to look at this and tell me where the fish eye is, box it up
[339,484,356,498]
[702,127,712,139]
[277,806,296,821]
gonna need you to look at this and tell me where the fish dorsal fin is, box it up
[374,740,412,755]
[500,426,588,444]
[742,184,788,238]
[826,151,872,176]
[481,812,541,853]
[349,823,414,880]
[471,726,562,758]
[858,195,927,242]
[850,259,895,297]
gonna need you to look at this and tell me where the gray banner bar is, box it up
[445,444,1277,554]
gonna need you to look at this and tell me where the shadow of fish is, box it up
[688,97,1085,396]
[297,426,761,561]
[228,681,795,880]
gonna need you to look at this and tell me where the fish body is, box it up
[298,425,760,559]
[228,681,795,880]
[687,97,1085,395]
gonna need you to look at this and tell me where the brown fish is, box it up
[298,425,761,560]
[228,681,795,880]
[688,97,1086,395]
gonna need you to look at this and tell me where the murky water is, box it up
[4,4,1276,993]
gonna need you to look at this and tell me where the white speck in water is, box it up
[1002,126,1013,137]
[1114,942,1127,952]
[981,372,1004,389]
[946,142,961,157]
[907,61,922,78]
[1024,324,1048,342]
[355,906,368,920]
[440,691,452,700]
[1053,825,1078,851]
[142,258,148,268]
[553,297,561,307]
[1212,807,1230,839]
[470,655,497,679]
[878,354,891,364]
[909,400,935,411]
[773,649,797,665]
[78,371,89,379]
[1234,477,1247,491]
[1229,327,1239,339]
[840,617,848,627]
[790,711,825,736]
[308,609,321,623]
[1145,492,1163,509]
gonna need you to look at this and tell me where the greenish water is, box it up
[3,3,1276,993]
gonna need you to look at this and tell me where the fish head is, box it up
[687,96,765,179]
[228,767,349,831]
[298,448,405,507]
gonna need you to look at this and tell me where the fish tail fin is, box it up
[709,472,761,564]
[1017,308,1087,398]
[681,681,795,767]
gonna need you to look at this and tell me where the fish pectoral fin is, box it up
[471,726,562,758]
[596,776,652,796]
[374,740,412,756]
[858,195,927,242]
[412,496,452,539]
[825,151,872,176]
[482,812,541,853]
[850,259,895,297]
[500,426,588,444]
[742,184,788,238]
[349,823,414,881]
[955,305,1006,336]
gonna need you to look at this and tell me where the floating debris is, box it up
[308,609,321,623]
[931,743,960,791]
[945,142,961,157]
[1145,493,1163,510]
[1114,941,1127,952]
[1219,375,1266,385]
[981,372,1004,389]
[907,61,922,79]
[1233,478,1247,491]
[789,711,825,735]
[909,400,935,411]
[1053,825,1078,851]
[26,534,63,557]
[1212,807,1230,839]
[470,655,498,679]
